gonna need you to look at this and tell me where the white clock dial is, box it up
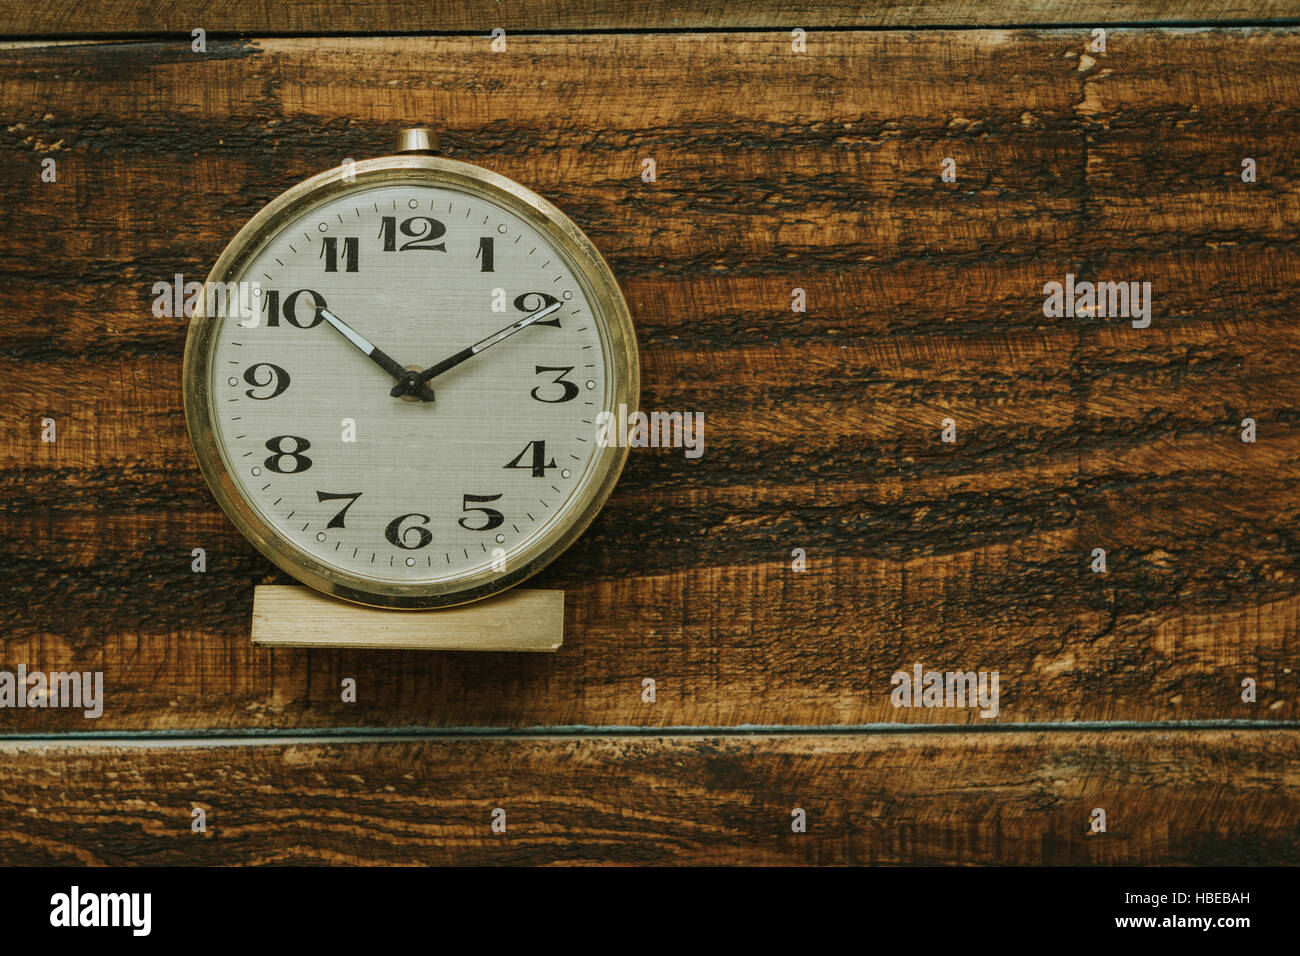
[202,177,620,596]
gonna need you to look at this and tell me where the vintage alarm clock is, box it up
[183,128,639,609]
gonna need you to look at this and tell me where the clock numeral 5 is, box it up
[263,289,327,329]
[317,490,362,529]
[514,292,562,328]
[385,512,433,549]
[320,236,359,273]
[243,363,290,400]
[264,435,313,474]
[378,216,447,252]
[531,366,578,403]
[458,493,505,531]
[504,440,557,478]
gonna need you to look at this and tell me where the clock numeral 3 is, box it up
[531,365,579,403]
[378,216,447,252]
[385,512,433,549]
[317,490,362,529]
[504,440,557,478]
[458,493,505,531]
[263,435,313,474]
[243,363,290,400]
[263,289,327,329]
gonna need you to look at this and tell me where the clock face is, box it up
[186,159,637,608]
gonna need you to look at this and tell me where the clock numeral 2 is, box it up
[320,236,359,273]
[504,440,557,478]
[317,490,362,529]
[459,493,505,531]
[514,292,562,328]
[264,435,313,474]
[378,216,447,252]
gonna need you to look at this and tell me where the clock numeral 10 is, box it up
[263,289,327,329]
[320,236,359,273]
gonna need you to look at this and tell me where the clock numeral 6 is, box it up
[243,363,290,400]
[263,435,313,474]
[504,440,557,478]
[514,292,562,328]
[263,289,327,329]
[531,365,578,403]
[458,493,505,531]
[378,216,447,253]
[385,512,433,549]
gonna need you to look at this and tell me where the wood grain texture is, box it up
[1,1,1298,36]
[0,730,1295,865]
[1,31,1298,730]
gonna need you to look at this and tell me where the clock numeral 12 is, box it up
[378,216,447,252]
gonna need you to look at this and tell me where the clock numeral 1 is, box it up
[514,292,562,328]
[531,366,578,403]
[320,236,359,273]
[263,289,327,329]
[317,490,362,529]
[378,216,447,252]
[476,236,494,272]
[458,493,505,531]
[264,435,313,474]
[385,512,433,549]
[504,440,557,478]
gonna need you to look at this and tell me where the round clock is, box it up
[183,128,639,609]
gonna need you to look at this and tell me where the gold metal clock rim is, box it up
[182,154,640,610]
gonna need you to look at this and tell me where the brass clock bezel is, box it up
[182,154,639,610]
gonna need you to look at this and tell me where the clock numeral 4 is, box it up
[504,440,557,478]
[263,289,327,329]
[458,493,505,531]
[385,512,433,549]
[264,435,313,474]
[317,490,362,529]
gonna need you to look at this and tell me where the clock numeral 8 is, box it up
[385,512,433,549]
[263,435,313,474]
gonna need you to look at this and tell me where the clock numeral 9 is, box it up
[263,289,327,329]
[385,512,433,549]
[504,440,557,478]
[263,435,313,474]
[458,494,505,531]
[531,366,578,403]
[320,236,359,273]
[378,216,447,252]
[514,292,562,328]
[243,363,290,400]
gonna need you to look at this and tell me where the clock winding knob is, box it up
[394,127,440,155]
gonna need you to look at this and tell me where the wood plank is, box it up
[0,31,1297,729]
[251,586,564,651]
[0,730,1295,865]
[0,1,1295,36]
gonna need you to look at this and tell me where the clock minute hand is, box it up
[394,301,564,397]
[318,308,435,402]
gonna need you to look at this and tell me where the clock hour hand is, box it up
[392,301,564,397]
[318,308,435,402]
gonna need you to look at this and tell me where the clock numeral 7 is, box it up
[458,493,505,531]
[317,490,362,529]
[320,236,358,273]
[504,440,557,478]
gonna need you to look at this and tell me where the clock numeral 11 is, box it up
[320,236,359,273]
